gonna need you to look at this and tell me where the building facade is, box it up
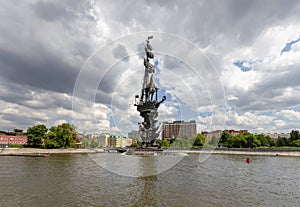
[0,129,27,147]
[121,138,133,148]
[108,135,133,148]
[162,120,197,140]
[108,135,122,148]
[223,129,248,136]
[202,129,249,141]
[263,133,290,140]
[98,133,110,148]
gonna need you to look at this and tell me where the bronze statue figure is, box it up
[134,36,166,148]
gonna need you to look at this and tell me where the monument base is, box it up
[135,147,163,151]
[123,147,164,156]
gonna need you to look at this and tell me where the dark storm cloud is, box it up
[0,78,73,111]
[2,113,46,124]
[230,64,300,112]
[32,1,73,22]
[97,60,127,94]
[197,0,299,45]
[31,0,97,22]
[113,44,129,61]
[0,80,33,104]
[0,48,78,94]
[95,90,113,106]
[0,0,100,95]
[257,65,300,92]
[99,0,300,46]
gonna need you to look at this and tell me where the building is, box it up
[264,133,290,141]
[108,135,122,148]
[0,129,27,147]
[121,138,133,148]
[109,135,133,148]
[98,133,110,148]
[128,130,141,142]
[202,129,248,141]
[223,129,248,136]
[162,120,197,140]
[202,130,223,141]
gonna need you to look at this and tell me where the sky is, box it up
[0,0,300,135]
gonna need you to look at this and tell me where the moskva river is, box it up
[0,153,299,207]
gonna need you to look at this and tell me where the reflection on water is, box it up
[0,154,299,207]
[89,153,185,177]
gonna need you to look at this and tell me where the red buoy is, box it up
[246,157,251,164]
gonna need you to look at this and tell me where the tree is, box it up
[90,139,99,148]
[161,140,170,147]
[276,137,289,147]
[290,130,300,142]
[220,131,230,143]
[49,123,77,148]
[27,124,48,147]
[227,134,247,148]
[226,132,261,148]
[56,123,77,148]
[290,139,300,147]
[156,139,171,148]
[169,138,176,145]
[245,133,261,148]
[130,142,138,147]
[82,138,90,148]
[256,134,273,147]
[171,138,192,148]
[193,134,206,147]
[44,131,60,149]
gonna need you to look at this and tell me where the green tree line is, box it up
[220,130,300,148]
[156,134,207,148]
[26,123,77,149]
[155,130,300,148]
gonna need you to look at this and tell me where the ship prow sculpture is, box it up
[134,36,166,150]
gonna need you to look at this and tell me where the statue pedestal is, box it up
[135,147,163,151]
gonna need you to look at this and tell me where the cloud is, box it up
[275,109,300,121]
[113,44,129,61]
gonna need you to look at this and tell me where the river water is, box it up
[0,153,299,207]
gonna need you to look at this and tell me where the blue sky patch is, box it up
[280,36,300,55]
[233,60,251,72]
[154,59,159,68]
[233,59,262,72]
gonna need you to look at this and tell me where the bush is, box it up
[10,144,24,148]
[130,142,138,147]
[290,139,300,147]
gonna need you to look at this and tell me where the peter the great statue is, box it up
[134,36,166,148]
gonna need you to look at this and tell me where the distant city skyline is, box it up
[0,1,300,135]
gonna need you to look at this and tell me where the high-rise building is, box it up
[162,120,197,140]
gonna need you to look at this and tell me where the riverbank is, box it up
[0,148,103,156]
[1,147,300,157]
[170,148,300,157]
